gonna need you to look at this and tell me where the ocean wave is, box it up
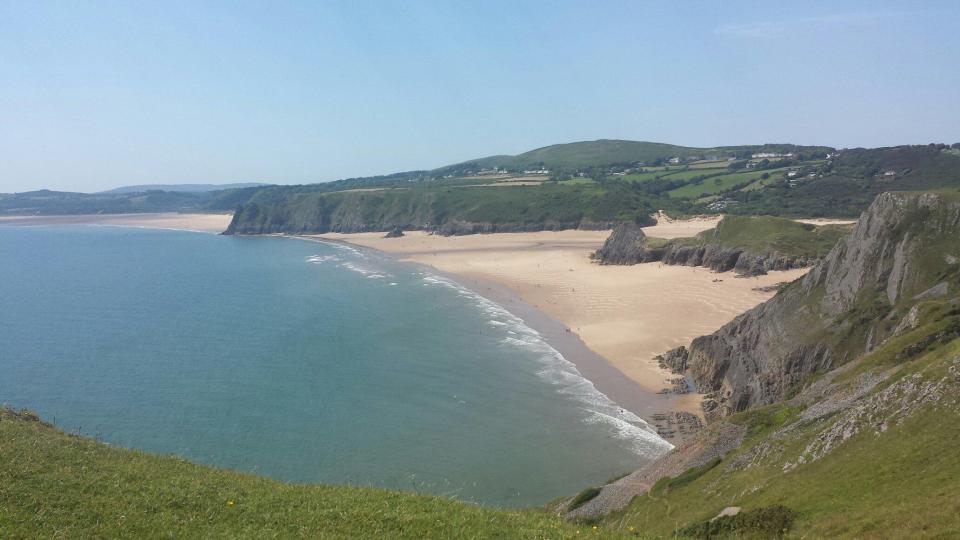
[421,273,674,457]
[305,255,340,264]
[339,261,392,280]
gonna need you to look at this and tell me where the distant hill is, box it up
[435,139,834,175]
[101,183,270,194]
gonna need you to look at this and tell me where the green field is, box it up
[667,168,788,198]
[0,408,621,538]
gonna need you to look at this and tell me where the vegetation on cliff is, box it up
[570,191,960,537]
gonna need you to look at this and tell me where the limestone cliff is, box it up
[686,191,960,419]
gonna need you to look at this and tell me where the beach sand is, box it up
[318,227,809,422]
[0,213,233,233]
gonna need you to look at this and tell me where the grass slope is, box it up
[0,409,622,539]
[702,215,849,257]
[608,335,960,539]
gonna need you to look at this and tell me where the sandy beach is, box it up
[319,225,809,421]
[0,213,233,233]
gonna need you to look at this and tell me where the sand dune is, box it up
[319,228,808,417]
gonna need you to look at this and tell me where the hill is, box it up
[0,187,257,216]
[101,183,270,194]
[435,139,833,176]
[6,142,960,228]
[0,407,615,538]
[567,191,960,537]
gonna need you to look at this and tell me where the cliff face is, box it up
[224,185,653,236]
[686,192,960,420]
[659,244,814,276]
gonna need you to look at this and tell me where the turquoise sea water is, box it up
[0,226,670,506]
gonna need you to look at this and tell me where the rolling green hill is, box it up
[435,140,832,176]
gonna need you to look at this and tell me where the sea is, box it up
[0,225,671,506]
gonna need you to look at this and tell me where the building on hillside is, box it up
[668,157,681,164]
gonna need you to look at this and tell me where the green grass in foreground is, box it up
[0,409,625,539]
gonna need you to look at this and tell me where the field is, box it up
[666,168,788,198]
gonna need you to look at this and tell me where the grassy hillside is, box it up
[725,146,960,217]
[7,143,960,232]
[695,215,850,258]
[0,408,619,538]
[438,140,832,176]
[608,333,960,538]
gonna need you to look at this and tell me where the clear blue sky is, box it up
[2,1,959,192]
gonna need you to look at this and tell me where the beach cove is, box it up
[318,223,810,428]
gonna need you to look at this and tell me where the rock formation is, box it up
[384,226,404,238]
[591,221,656,265]
[685,192,960,419]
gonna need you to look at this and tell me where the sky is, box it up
[2,1,959,193]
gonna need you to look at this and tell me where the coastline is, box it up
[0,213,233,234]
[315,228,810,443]
[319,234,671,428]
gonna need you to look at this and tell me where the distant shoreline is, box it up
[0,213,233,234]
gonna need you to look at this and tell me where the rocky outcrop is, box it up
[592,215,827,275]
[660,244,815,276]
[655,346,689,374]
[383,227,404,238]
[591,222,657,265]
[683,192,960,420]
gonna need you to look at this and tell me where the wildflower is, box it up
[227,500,235,507]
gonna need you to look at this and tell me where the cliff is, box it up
[567,193,960,535]
[224,184,653,236]
[686,191,960,419]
